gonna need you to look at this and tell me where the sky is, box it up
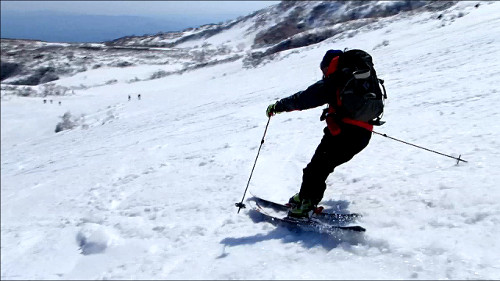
[0,1,279,17]
[0,1,279,42]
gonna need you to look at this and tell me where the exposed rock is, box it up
[1,61,22,81]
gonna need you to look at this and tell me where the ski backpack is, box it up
[333,49,387,125]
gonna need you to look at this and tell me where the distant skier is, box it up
[128,95,131,101]
[43,99,47,104]
[138,94,141,100]
[266,49,385,218]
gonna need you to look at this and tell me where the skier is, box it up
[266,49,375,218]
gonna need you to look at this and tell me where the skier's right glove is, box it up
[266,103,281,118]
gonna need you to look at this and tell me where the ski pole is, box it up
[372,131,468,164]
[235,116,271,213]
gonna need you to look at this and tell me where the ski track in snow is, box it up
[2,2,500,279]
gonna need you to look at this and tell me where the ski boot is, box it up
[286,193,315,218]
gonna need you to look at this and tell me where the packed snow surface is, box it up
[2,2,500,279]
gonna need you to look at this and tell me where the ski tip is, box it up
[344,225,366,232]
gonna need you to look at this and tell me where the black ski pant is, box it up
[299,124,372,204]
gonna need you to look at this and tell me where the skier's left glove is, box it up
[266,103,281,118]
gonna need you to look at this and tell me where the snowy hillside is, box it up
[2,1,500,279]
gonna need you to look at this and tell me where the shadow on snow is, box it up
[220,209,366,252]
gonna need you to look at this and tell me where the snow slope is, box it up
[2,1,500,279]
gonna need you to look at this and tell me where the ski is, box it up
[249,194,361,224]
[250,199,366,233]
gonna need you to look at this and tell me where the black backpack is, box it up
[333,49,387,125]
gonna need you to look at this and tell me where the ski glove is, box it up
[266,103,281,117]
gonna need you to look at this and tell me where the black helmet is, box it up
[320,49,343,69]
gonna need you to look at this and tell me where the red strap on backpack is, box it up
[342,117,373,131]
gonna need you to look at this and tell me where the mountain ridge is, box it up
[1,1,458,88]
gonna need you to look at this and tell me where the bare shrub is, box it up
[150,70,169,80]
[55,111,77,133]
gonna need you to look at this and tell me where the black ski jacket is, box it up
[274,78,337,113]
[273,77,374,135]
